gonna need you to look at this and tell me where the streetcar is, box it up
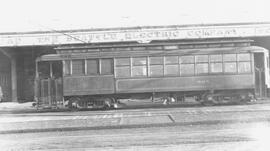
[34,39,270,109]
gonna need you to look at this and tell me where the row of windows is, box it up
[115,53,252,78]
[115,53,251,66]
[64,59,113,75]
[64,53,252,77]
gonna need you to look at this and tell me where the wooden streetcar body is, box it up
[35,41,270,109]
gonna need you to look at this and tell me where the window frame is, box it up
[209,54,223,74]
[164,56,179,76]
[115,57,131,78]
[180,55,195,76]
[131,57,148,77]
[100,58,114,75]
[196,63,209,75]
[71,59,85,75]
[223,53,237,74]
[149,56,164,77]
[195,55,209,75]
[63,60,71,76]
[86,59,99,76]
[237,53,252,74]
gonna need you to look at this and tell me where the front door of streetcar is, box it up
[254,53,266,98]
[36,61,63,108]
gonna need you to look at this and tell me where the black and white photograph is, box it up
[0,0,270,150]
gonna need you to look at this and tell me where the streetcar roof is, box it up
[36,46,267,62]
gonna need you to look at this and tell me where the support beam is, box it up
[0,48,18,102]
[11,59,17,102]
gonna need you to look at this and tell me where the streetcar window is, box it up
[132,57,147,77]
[52,61,62,78]
[165,56,178,64]
[238,62,251,73]
[132,66,147,77]
[64,60,71,75]
[237,53,251,61]
[210,63,223,73]
[180,64,194,76]
[224,62,237,73]
[72,60,85,75]
[224,54,237,73]
[180,56,194,76]
[133,57,147,66]
[210,55,222,62]
[115,66,130,78]
[149,65,163,77]
[195,55,208,63]
[196,63,208,75]
[165,56,179,76]
[210,55,223,73]
[150,57,163,65]
[195,55,209,75]
[224,54,237,62]
[115,58,130,78]
[87,59,99,75]
[100,58,113,75]
[165,65,179,76]
[38,62,50,78]
[179,56,194,64]
[149,57,163,77]
[237,53,251,73]
[115,58,130,66]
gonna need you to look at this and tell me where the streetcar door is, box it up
[254,53,266,98]
[36,61,63,108]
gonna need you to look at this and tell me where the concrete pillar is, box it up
[0,48,18,102]
[11,58,17,102]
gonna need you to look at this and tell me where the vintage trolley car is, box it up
[35,40,270,109]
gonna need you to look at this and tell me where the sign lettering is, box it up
[0,24,270,47]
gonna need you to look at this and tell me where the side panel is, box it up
[63,76,114,96]
[116,75,254,93]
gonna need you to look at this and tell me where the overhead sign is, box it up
[0,23,270,47]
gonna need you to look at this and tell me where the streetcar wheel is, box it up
[103,98,114,109]
[201,95,215,106]
[69,97,81,110]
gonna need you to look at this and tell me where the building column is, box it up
[0,48,18,102]
[11,58,17,102]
